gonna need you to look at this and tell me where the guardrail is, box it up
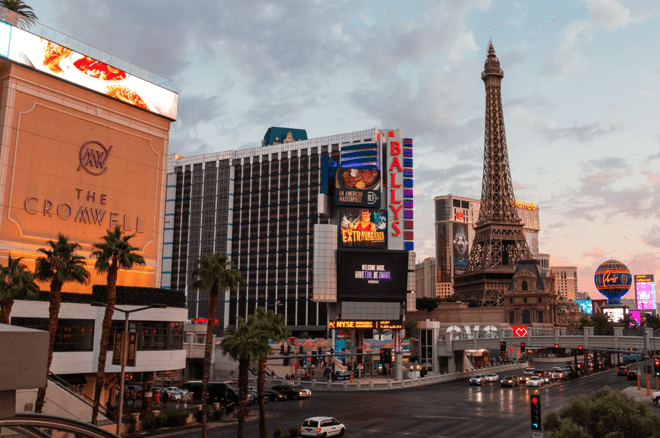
[260,362,528,392]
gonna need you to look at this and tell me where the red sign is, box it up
[336,330,352,340]
[511,325,528,337]
[456,211,464,220]
[592,300,607,315]
[192,318,218,324]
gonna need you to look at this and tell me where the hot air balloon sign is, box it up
[594,260,632,305]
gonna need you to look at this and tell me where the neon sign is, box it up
[509,198,537,211]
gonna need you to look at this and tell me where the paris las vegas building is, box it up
[162,128,416,335]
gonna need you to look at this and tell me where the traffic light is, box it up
[330,347,334,355]
[380,349,386,364]
[654,360,660,376]
[383,348,392,364]
[520,342,525,351]
[578,345,583,351]
[530,395,542,431]
[500,342,506,354]
[280,344,285,355]
[554,344,559,349]
[287,344,292,355]
[299,345,304,354]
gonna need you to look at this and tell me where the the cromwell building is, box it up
[163,128,415,336]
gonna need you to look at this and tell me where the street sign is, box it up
[623,355,642,360]
[112,332,122,366]
[126,332,137,367]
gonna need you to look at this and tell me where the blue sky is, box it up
[29,0,660,298]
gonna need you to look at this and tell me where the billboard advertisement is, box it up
[575,300,593,314]
[452,222,469,276]
[334,167,381,208]
[0,23,177,119]
[629,310,642,326]
[339,208,387,248]
[635,275,656,311]
[386,132,414,251]
[592,299,607,315]
[337,249,408,301]
[339,142,380,169]
[603,307,624,323]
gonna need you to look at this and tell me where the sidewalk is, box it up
[621,386,656,404]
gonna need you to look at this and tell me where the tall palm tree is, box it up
[90,226,144,425]
[34,234,90,413]
[0,0,37,29]
[254,307,290,438]
[0,254,39,324]
[192,253,243,438]
[221,313,270,438]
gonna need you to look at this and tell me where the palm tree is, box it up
[192,253,243,438]
[221,313,270,438]
[34,234,90,413]
[0,1,37,29]
[90,226,145,425]
[254,307,290,438]
[0,254,39,324]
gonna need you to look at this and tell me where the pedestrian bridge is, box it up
[443,326,659,355]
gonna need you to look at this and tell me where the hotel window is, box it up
[522,310,531,324]
[11,318,94,352]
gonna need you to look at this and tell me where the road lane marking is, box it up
[413,414,469,420]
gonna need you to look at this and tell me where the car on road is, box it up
[551,368,566,380]
[290,385,312,398]
[271,385,306,400]
[627,369,639,381]
[520,370,535,383]
[541,371,553,384]
[617,366,629,376]
[653,391,660,405]
[265,389,287,401]
[526,376,544,387]
[485,373,499,383]
[300,417,345,437]
[500,376,519,387]
[233,389,254,404]
[470,375,488,386]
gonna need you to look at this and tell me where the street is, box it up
[170,367,656,438]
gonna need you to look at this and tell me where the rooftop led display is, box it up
[0,22,177,119]
[574,299,593,314]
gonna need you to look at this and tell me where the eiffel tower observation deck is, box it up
[453,42,531,307]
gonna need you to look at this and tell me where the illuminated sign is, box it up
[192,318,218,324]
[334,167,381,208]
[340,208,386,248]
[603,307,624,323]
[1,24,177,119]
[574,299,593,314]
[635,275,656,311]
[338,249,408,301]
[592,299,607,315]
[340,142,380,169]
[509,198,537,211]
[629,310,642,326]
[386,132,414,251]
[453,223,469,276]
[329,320,403,330]
[455,211,464,220]
[510,325,528,337]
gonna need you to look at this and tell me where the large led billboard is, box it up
[603,307,624,323]
[334,167,381,208]
[339,208,387,248]
[0,22,177,119]
[453,222,469,276]
[575,300,593,314]
[635,275,656,311]
[337,249,408,301]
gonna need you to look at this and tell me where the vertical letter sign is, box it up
[386,130,414,251]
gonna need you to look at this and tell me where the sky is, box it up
[28,0,660,299]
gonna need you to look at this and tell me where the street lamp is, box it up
[91,302,166,435]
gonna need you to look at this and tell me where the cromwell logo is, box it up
[78,140,112,175]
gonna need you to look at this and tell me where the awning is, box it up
[58,373,88,386]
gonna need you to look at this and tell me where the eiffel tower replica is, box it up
[453,42,531,307]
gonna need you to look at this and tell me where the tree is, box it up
[0,0,37,29]
[416,297,438,311]
[545,386,660,438]
[580,314,612,331]
[192,253,243,438]
[253,307,290,438]
[644,314,660,330]
[34,235,90,413]
[0,254,39,324]
[90,226,145,425]
[221,313,269,438]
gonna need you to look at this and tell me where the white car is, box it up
[300,417,345,437]
[652,391,660,405]
[526,376,543,387]
[485,373,499,383]
[470,375,488,386]
[551,368,566,380]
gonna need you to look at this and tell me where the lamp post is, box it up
[92,302,166,435]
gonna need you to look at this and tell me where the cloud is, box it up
[548,222,566,229]
[642,226,660,248]
[540,21,590,78]
[581,0,632,31]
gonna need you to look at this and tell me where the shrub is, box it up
[288,426,300,437]
[160,410,189,427]
[194,408,222,423]
[141,414,158,431]
[273,426,284,438]
[127,415,137,433]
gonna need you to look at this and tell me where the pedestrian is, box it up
[106,397,114,421]
[154,391,161,409]
[183,392,188,409]
[123,389,129,408]
[162,390,169,409]
[131,390,137,408]
[175,396,180,410]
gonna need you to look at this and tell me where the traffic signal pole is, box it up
[530,390,542,438]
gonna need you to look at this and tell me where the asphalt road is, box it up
[173,367,656,438]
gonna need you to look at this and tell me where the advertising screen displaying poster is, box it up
[592,299,607,315]
[629,310,642,326]
[453,223,469,276]
[575,300,593,314]
[0,23,178,119]
[338,249,408,301]
[334,167,381,208]
[635,275,656,311]
[603,307,624,323]
[340,208,387,248]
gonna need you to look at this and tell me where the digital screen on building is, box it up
[629,310,641,326]
[453,222,469,276]
[510,325,528,337]
[334,167,381,207]
[338,249,408,301]
[0,23,178,119]
[603,307,624,323]
[340,208,387,248]
[328,320,403,330]
[635,275,656,311]
[574,300,593,314]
